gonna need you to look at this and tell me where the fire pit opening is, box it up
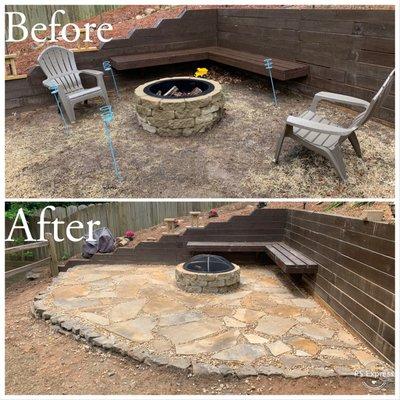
[176,254,240,293]
[183,254,235,273]
[143,78,215,99]
[134,76,224,137]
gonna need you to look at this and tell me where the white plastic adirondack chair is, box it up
[38,45,110,123]
[274,69,395,181]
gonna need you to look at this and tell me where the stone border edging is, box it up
[31,279,360,380]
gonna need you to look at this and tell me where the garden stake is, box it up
[264,58,277,106]
[100,105,123,181]
[49,81,70,134]
[103,60,120,97]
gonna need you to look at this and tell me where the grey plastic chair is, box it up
[38,45,110,123]
[274,69,395,181]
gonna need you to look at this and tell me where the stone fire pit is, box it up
[175,254,240,293]
[134,77,224,137]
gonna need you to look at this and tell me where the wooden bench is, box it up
[186,241,270,252]
[111,47,309,81]
[265,242,318,274]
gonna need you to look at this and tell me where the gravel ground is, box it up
[5,69,394,198]
[5,277,394,396]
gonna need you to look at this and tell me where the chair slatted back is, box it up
[350,69,395,130]
[38,46,83,93]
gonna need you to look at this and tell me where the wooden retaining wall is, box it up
[216,8,395,122]
[91,208,287,264]
[5,9,394,122]
[284,209,395,364]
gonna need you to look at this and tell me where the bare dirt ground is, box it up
[5,278,393,396]
[5,68,395,198]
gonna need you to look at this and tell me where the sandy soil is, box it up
[5,278,393,396]
[5,68,395,198]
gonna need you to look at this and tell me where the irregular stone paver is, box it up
[267,340,291,356]
[108,315,156,342]
[288,337,319,356]
[292,324,334,340]
[337,330,360,346]
[52,285,89,299]
[213,344,266,362]
[269,304,302,317]
[53,298,100,310]
[116,282,142,298]
[34,264,393,379]
[176,330,239,355]
[233,308,264,323]
[159,311,202,327]
[223,316,246,328]
[79,312,109,326]
[352,349,380,366]
[290,298,316,308]
[158,318,223,344]
[241,292,275,311]
[256,315,297,336]
[244,333,269,344]
[109,299,146,323]
[143,296,187,314]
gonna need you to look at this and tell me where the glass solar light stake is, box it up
[103,60,120,98]
[100,105,123,181]
[49,81,70,134]
[264,58,277,106]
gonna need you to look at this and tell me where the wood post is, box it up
[164,218,176,232]
[189,211,201,227]
[45,233,59,276]
[5,54,27,80]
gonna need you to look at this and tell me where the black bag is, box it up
[81,227,115,258]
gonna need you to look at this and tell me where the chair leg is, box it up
[325,147,348,181]
[103,89,110,105]
[348,132,362,158]
[274,125,289,164]
[62,100,76,123]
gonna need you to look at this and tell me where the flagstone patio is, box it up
[32,264,393,378]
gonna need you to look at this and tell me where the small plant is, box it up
[208,208,219,218]
[352,201,375,208]
[12,235,25,245]
[23,251,34,260]
[194,67,208,78]
[124,230,136,240]
[61,252,70,261]
[324,202,345,212]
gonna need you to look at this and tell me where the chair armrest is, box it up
[42,78,66,95]
[79,69,104,77]
[287,116,351,137]
[310,91,370,112]
[79,69,106,88]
